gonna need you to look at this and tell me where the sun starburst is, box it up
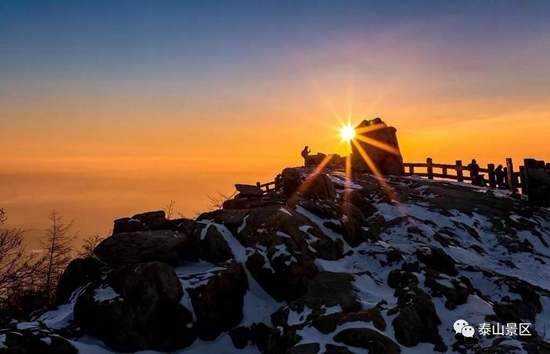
[340,124,356,142]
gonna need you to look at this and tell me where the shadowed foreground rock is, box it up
[94,230,192,267]
[56,257,104,305]
[74,261,196,352]
[282,168,302,198]
[5,165,550,354]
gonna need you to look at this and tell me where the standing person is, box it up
[495,164,506,189]
[467,159,480,179]
[301,146,311,166]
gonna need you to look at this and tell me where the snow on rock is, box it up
[93,285,120,303]
[16,321,39,330]
[10,168,550,354]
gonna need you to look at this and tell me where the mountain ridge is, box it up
[2,167,550,354]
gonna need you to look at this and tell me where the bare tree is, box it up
[40,210,77,303]
[77,235,105,259]
[206,191,236,211]
[164,200,176,220]
[0,209,47,324]
[0,209,45,301]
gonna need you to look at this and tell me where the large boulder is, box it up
[56,257,105,305]
[302,174,336,199]
[198,225,234,263]
[94,230,193,267]
[187,261,249,341]
[112,211,195,235]
[351,118,404,176]
[74,261,196,352]
[299,199,378,247]
[271,272,393,354]
[391,285,442,347]
[340,204,380,246]
[281,168,303,198]
[415,246,458,276]
[199,205,343,303]
[271,272,363,331]
[424,270,471,310]
[348,189,379,218]
[238,206,340,302]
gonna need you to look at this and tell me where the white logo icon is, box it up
[453,319,469,334]
[461,325,475,338]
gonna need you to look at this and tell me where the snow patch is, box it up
[288,306,313,326]
[94,286,120,303]
[279,207,292,216]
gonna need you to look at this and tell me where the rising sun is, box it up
[340,124,356,142]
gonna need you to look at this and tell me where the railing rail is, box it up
[250,157,546,196]
[404,157,526,194]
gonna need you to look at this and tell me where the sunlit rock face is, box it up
[351,117,405,176]
[5,168,550,353]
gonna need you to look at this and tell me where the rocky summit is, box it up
[2,167,550,354]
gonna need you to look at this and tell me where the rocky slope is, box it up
[2,167,550,354]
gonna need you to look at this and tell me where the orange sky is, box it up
[1,1,549,247]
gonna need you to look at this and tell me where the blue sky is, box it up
[2,0,548,84]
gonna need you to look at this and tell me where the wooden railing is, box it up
[255,180,277,194]
[250,157,548,196]
[403,157,525,193]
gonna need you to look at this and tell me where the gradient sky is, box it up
[1,1,549,242]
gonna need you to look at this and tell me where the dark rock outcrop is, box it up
[74,261,196,352]
[187,261,249,341]
[391,285,442,347]
[282,168,303,198]
[303,174,337,200]
[416,246,458,276]
[198,225,234,263]
[94,230,193,267]
[56,257,104,305]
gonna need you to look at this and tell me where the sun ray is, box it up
[288,154,335,205]
[351,139,396,200]
[354,123,387,135]
[343,154,352,210]
[354,135,401,155]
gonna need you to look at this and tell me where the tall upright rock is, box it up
[351,117,404,176]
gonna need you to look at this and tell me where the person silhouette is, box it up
[301,146,311,166]
[467,159,480,179]
[466,159,486,186]
[495,164,506,189]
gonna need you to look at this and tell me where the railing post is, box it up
[456,160,464,182]
[523,158,538,198]
[506,158,516,194]
[519,166,527,194]
[442,166,448,177]
[409,165,414,175]
[426,158,434,180]
[488,164,496,188]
